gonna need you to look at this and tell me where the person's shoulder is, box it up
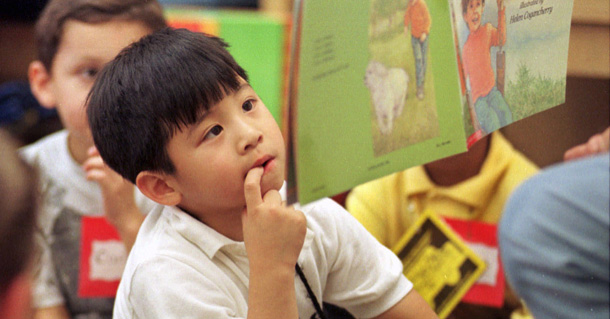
[298,197,364,234]
[503,154,608,228]
[353,170,406,193]
[132,204,219,263]
[418,0,430,10]
[299,197,346,220]
[535,153,609,187]
[492,132,538,170]
[125,205,232,290]
[125,205,188,272]
[347,170,407,206]
[132,204,177,251]
[19,130,68,164]
[483,23,498,35]
[19,130,85,187]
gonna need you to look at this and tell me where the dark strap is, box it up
[295,264,328,319]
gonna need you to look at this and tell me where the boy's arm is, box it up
[497,0,506,46]
[421,2,432,41]
[33,305,70,319]
[83,147,144,251]
[373,290,439,319]
[242,168,307,319]
[404,6,412,32]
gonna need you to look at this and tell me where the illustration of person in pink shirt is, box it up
[461,0,513,133]
[405,0,431,100]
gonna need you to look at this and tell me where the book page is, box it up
[451,0,574,146]
[288,0,467,204]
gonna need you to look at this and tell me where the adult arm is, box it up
[373,290,439,319]
[33,305,70,319]
[499,155,610,319]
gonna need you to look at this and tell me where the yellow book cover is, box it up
[392,209,486,318]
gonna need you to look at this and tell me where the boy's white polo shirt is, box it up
[114,198,412,318]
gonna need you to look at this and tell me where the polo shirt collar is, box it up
[165,205,235,259]
[404,132,511,208]
[165,204,315,261]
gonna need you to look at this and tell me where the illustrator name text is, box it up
[510,3,553,24]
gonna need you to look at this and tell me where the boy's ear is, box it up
[28,61,56,109]
[136,171,182,206]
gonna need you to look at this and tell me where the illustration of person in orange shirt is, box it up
[405,0,431,100]
[461,0,513,133]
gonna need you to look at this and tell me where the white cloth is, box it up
[114,198,412,319]
[20,130,156,317]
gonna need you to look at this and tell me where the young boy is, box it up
[404,0,431,100]
[346,132,538,319]
[0,129,38,319]
[86,27,438,319]
[20,1,166,318]
[461,0,513,133]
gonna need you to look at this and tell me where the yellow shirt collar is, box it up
[405,132,513,209]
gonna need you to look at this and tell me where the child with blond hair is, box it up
[21,1,166,318]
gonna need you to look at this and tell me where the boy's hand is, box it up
[420,33,427,42]
[83,146,144,249]
[83,146,137,221]
[242,167,307,270]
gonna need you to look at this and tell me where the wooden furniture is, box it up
[569,0,609,78]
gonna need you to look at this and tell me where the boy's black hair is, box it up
[87,27,248,183]
[462,0,485,15]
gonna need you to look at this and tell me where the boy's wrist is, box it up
[248,264,299,319]
[249,258,296,278]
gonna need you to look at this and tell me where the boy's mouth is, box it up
[250,156,276,175]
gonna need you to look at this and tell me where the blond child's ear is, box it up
[28,61,56,109]
[136,171,182,206]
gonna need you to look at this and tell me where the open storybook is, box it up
[285,0,574,205]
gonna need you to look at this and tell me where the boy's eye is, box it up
[203,125,223,140]
[81,68,99,79]
[242,100,254,112]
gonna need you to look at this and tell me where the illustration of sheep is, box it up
[364,60,409,135]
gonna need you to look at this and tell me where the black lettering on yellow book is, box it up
[393,210,486,319]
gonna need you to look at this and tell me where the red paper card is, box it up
[78,216,126,298]
[442,217,505,307]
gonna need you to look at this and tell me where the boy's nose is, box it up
[238,123,263,153]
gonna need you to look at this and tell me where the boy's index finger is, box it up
[243,167,264,209]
